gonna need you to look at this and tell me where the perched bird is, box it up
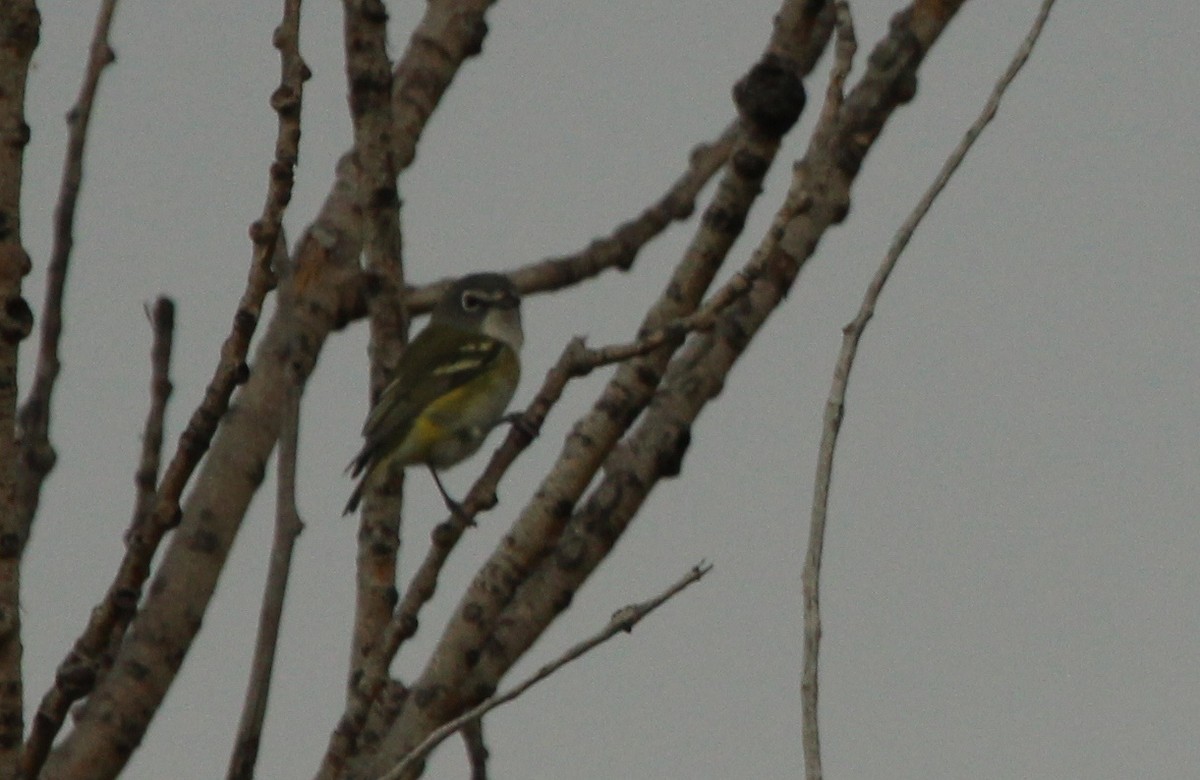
[344,273,523,515]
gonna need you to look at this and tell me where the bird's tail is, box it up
[343,480,365,516]
[343,446,374,515]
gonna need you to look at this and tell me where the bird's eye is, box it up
[461,291,482,311]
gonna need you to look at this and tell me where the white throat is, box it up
[481,308,523,351]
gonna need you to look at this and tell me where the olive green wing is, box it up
[348,325,506,479]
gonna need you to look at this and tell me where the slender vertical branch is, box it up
[22,295,174,775]
[133,299,175,524]
[802,2,1058,779]
[227,326,305,780]
[340,1,410,748]
[0,2,40,774]
[18,0,120,525]
[26,0,308,765]
[35,0,315,773]
[223,9,310,778]
[800,10,855,778]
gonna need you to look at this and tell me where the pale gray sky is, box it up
[20,1,1199,778]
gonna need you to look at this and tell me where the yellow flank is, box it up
[388,347,518,470]
[345,274,522,516]
[396,415,445,465]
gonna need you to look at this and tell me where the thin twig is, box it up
[24,0,307,756]
[248,0,309,257]
[226,247,307,779]
[23,295,175,775]
[575,268,759,367]
[358,124,737,329]
[800,9,855,777]
[377,562,712,780]
[226,326,305,780]
[225,6,310,775]
[802,3,1058,779]
[133,298,175,534]
[17,2,122,770]
[17,0,120,527]
[500,125,739,297]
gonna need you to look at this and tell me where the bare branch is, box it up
[21,295,175,775]
[250,0,309,258]
[389,0,495,172]
[18,0,119,526]
[0,1,41,773]
[20,4,158,761]
[39,236,353,780]
[27,166,295,777]
[341,0,411,694]
[378,562,712,780]
[500,125,739,297]
[803,3,1058,778]
[227,333,306,780]
[126,0,309,557]
[346,122,738,337]
[135,299,176,523]
[799,9,856,777]
[35,0,316,769]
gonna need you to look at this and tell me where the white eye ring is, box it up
[461,291,483,311]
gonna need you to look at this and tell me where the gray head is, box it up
[431,273,523,350]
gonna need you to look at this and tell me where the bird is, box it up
[344,272,523,516]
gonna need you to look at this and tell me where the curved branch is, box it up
[803,2,1058,777]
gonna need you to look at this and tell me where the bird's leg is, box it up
[428,466,472,525]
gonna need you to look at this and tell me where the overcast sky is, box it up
[18,1,1199,778]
